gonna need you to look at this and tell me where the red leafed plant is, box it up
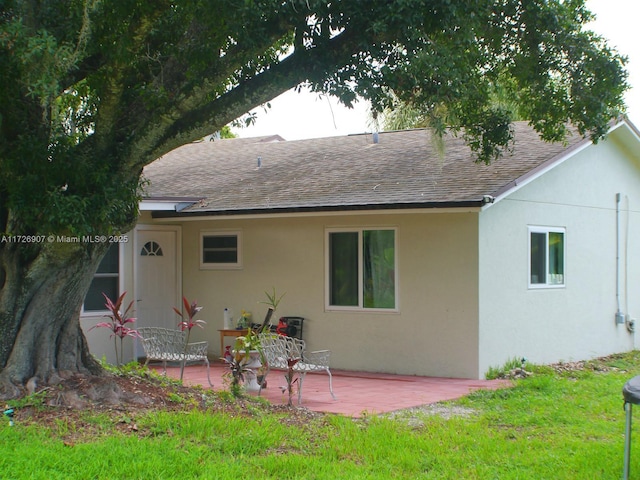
[91,292,139,367]
[173,296,206,381]
[284,357,301,406]
[173,296,206,333]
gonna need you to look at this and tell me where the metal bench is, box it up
[138,327,212,386]
[258,333,336,404]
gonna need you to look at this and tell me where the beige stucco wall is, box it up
[478,131,640,377]
[80,231,137,365]
[82,210,482,377]
[172,211,480,378]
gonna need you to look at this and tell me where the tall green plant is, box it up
[261,287,286,312]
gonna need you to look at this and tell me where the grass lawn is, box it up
[1,351,640,479]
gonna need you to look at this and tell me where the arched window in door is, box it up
[141,241,163,256]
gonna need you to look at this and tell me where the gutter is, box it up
[150,199,486,219]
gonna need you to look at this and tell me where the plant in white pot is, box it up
[224,327,263,394]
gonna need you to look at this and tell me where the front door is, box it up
[134,227,181,357]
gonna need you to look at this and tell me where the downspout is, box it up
[625,196,634,339]
[616,193,623,324]
[616,192,635,335]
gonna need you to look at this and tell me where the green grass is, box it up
[2,352,640,479]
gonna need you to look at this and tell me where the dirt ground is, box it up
[2,355,623,443]
[2,369,322,444]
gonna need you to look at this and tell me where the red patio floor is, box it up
[155,362,510,418]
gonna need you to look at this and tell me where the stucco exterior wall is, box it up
[478,133,640,377]
[81,231,136,365]
[175,211,480,378]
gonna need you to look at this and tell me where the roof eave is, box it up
[150,200,485,219]
[491,118,639,203]
[140,197,201,211]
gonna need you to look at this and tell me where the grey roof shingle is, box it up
[144,122,587,216]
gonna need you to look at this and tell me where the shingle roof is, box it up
[144,122,588,216]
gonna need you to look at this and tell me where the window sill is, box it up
[528,284,565,290]
[80,310,111,317]
[325,306,400,314]
[199,264,243,270]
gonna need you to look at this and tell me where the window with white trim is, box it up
[327,228,397,310]
[83,243,120,312]
[529,226,565,287]
[200,231,242,269]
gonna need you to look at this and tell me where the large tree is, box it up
[0,0,627,397]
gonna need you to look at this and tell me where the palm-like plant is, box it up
[91,292,139,367]
[260,287,286,315]
[173,297,206,381]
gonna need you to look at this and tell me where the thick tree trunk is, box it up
[0,239,109,399]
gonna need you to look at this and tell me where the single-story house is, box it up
[82,118,640,380]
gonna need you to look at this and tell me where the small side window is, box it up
[529,227,565,288]
[200,231,242,269]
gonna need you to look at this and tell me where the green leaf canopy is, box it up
[0,0,627,235]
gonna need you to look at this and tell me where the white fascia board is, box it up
[139,200,181,211]
[484,119,640,210]
[139,200,197,211]
[495,141,592,204]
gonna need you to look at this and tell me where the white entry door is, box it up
[135,227,181,357]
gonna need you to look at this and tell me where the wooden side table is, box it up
[218,329,248,359]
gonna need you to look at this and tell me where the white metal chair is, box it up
[138,327,212,386]
[258,333,336,404]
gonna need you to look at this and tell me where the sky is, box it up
[236,0,640,141]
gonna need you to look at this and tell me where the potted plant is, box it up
[234,327,262,353]
[222,350,253,397]
[237,309,252,329]
[231,328,263,392]
[223,289,285,395]
[222,327,262,395]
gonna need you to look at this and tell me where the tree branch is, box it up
[127,28,363,168]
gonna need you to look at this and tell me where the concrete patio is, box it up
[155,362,510,418]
